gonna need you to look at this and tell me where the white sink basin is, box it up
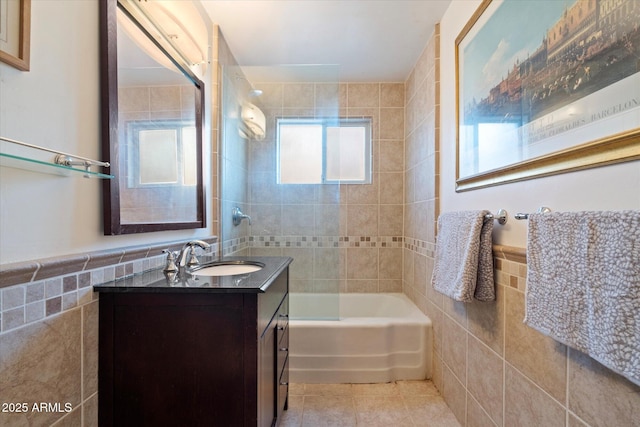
[191,262,264,277]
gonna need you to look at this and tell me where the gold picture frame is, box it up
[0,0,30,71]
[455,0,640,192]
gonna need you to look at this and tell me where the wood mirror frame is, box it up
[100,0,205,235]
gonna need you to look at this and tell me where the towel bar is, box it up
[515,206,552,220]
[485,209,508,225]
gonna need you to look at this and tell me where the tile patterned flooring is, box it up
[279,381,461,427]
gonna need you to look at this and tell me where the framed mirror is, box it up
[100,0,205,234]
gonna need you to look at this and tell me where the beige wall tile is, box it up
[51,407,82,426]
[443,364,467,426]
[379,139,405,172]
[346,280,378,293]
[0,310,82,426]
[466,394,498,427]
[567,348,640,427]
[467,336,503,426]
[347,179,379,205]
[380,83,405,108]
[412,253,428,297]
[378,205,403,236]
[149,86,181,112]
[346,205,378,236]
[314,204,341,236]
[283,83,315,109]
[505,287,567,402]
[315,83,342,110]
[467,284,504,356]
[379,280,402,292]
[379,172,404,205]
[281,204,315,236]
[504,364,565,427]
[432,352,444,391]
[119,87,150,113]
[380,108,405,140]
[442,314,467,385]
[568,414,590,427]
[443,297,467,329]
[347,83,380,108]
[82,301,98,397]
[379,248,403,280]
[314,248,341,280]
[282,248,314,281]
[346,248,378,280]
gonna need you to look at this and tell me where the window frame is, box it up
[276,117,372,185]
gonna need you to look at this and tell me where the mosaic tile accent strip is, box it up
[404,237,436,258]
[248,235,405,249]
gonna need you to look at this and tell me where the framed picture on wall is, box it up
[455,0,640,191]
[0,0,30,71]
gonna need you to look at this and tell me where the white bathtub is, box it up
[289,293,432,384]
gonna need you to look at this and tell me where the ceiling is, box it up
[199,0,452,83]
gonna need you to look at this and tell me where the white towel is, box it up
[525,210,640,386]
[431,210,495,302]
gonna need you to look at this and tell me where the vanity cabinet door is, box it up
[259,323,276,427]
[275,295,289,421]
[99,293,248,426]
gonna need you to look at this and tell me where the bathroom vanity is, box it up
[94,256,292,427]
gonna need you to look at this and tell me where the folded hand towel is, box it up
[525,210,640,386]
[431,210,495,302]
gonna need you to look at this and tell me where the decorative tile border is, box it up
[247,235,405,249]
[0,238,218,289]
[404,237,436,258]
[0,237,219,333]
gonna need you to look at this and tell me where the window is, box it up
[277,118,372,184]
[127,120,197,187]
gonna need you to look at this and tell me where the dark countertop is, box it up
[93,256,293,294]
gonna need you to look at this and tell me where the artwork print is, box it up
[456,0,640,190]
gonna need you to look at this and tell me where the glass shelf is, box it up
[0,136,113,179]
[0,152,114,179]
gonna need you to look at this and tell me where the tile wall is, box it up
[242,81,406,294]
[0,245,188,426]
[402,25,640,427]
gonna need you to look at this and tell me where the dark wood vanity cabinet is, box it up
[98,267,289,427]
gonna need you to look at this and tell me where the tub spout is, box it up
[232,207,252,226]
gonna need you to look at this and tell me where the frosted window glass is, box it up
[182,126,197,186]
[139,129,178,184]
[279,124,323,184]
[326,126,366,181]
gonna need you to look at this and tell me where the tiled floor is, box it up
[279,381,461,427]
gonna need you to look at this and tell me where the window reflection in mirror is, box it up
[101,0,205,234]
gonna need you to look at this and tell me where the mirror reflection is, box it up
[101,0,205,234]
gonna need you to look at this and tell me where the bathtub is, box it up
[288,293,432,384]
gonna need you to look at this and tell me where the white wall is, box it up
[0,0,214,264]
[439,1,640,248]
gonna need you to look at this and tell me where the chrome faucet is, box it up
[164,240,211,275]
[177,240,211,269]
[232,207,252,226]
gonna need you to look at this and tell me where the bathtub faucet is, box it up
[232,207,252,226]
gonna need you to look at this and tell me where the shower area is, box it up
[219,59,431,383]
[220,63,344,320]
